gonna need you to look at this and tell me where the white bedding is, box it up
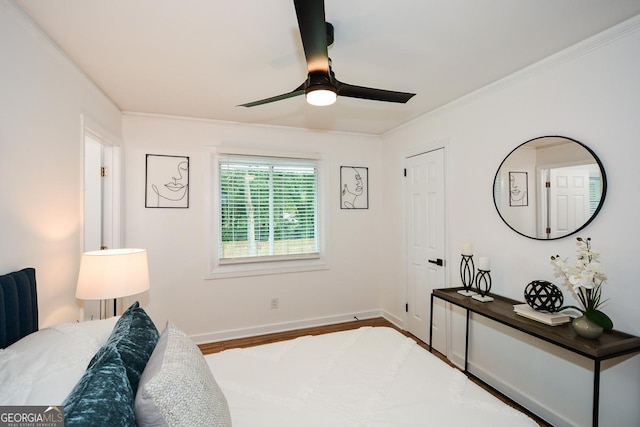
[205,326,538,426]
[1,320,538,426]
[0,317,118,405]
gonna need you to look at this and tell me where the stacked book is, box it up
[513,304,571,326]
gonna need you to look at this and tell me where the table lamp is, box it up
[76,248,150,318]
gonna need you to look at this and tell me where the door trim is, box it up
[81,114,123,320]
[81,114,123,250]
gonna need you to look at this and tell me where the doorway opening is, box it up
[82,116,122,319]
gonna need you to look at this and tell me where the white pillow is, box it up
[0,317,119,405]
[135,321,232,427]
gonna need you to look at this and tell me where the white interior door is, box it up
[406,148,446,350]
[549,166,590,239]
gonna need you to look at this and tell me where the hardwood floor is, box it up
[198,317,552,427]
[198,317,394,355]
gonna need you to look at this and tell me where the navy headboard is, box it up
[0,268,38,348]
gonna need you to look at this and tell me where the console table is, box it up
[429,287,640,427]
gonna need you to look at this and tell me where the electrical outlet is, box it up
[270,297,279,309]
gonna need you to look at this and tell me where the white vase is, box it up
[572,315,603,339]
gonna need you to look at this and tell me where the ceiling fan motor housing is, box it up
[306,71,337,93]
[325,22,334,46]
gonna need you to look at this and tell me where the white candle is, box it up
[478,256,490,271]
[462,243,473,256]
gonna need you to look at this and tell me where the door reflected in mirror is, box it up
[493,136,606,240]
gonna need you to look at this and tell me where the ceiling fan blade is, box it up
[337,81,416,104]
[238,87,305,108]
[294,0,330,73]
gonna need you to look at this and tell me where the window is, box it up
[589,176,602,216]
[208,149,327,278]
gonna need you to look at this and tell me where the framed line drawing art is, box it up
[145,154,190,208]
[340,166,368,209]
[509,171,528,207]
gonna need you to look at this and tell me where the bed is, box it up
[0,268,538,426]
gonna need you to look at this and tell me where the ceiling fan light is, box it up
[306,88,337,106]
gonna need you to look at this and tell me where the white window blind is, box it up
[589,176,601,216]
[218,155,319,262]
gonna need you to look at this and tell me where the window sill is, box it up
[206,256,329,279]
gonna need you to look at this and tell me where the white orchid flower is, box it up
[551,237,608,315]
[581,273,596,289]
[568,274,584,289]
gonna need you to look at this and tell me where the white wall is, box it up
[381,17,640,427]
[0,2,122,325]
[4,1,639,424]
[494,145,536,236]
[121,114,385,341]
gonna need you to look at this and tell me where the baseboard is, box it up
[448,350,465,370]
[380,310,404,330]
[191,309,385,345]
[467,361,574,427]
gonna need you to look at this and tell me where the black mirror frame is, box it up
[493,135,607,240]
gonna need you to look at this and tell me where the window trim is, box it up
[206,147,329,279]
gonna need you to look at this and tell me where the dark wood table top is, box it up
[433,287,640,360]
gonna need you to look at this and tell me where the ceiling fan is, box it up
[239,0,416,107]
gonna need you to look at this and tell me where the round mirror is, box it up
[493,136,607,240]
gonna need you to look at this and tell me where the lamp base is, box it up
[457,289,477,296]
[472,294,494,302]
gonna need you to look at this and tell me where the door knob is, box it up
[428,258,444,266]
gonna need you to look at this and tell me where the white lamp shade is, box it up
[76,248,150,300]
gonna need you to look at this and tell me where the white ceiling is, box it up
[15,0,640,135]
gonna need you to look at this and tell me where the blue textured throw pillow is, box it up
[63,345,136,426]
[96,301,160,393]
